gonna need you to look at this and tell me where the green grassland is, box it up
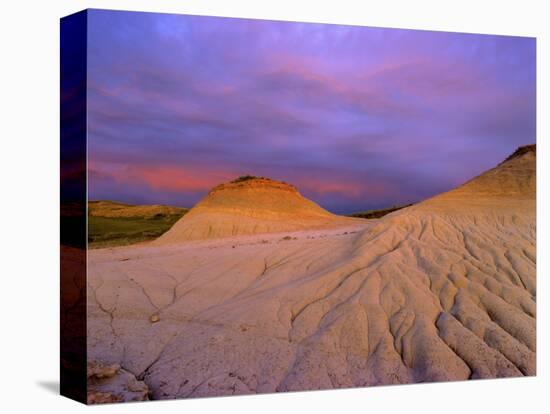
[88,201,188,248]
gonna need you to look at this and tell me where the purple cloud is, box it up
[87,9,536,213]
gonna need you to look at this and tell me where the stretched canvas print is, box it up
[60,8,537,404]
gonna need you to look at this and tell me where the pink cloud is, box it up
[89,161,238,193]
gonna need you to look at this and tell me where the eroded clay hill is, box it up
[157,177,357,242]
[418,144,535,212]
[87,145,536,401]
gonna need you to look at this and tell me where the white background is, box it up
[0,0,548,412]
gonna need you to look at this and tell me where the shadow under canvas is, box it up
[37,381,60,395]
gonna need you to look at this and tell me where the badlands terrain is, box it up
[87,145,536,402]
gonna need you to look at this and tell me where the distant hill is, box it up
[88,200,188,248]
[89,200,188,218]
[348,203,413,219]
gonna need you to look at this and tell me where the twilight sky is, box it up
[87,9,536,214]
